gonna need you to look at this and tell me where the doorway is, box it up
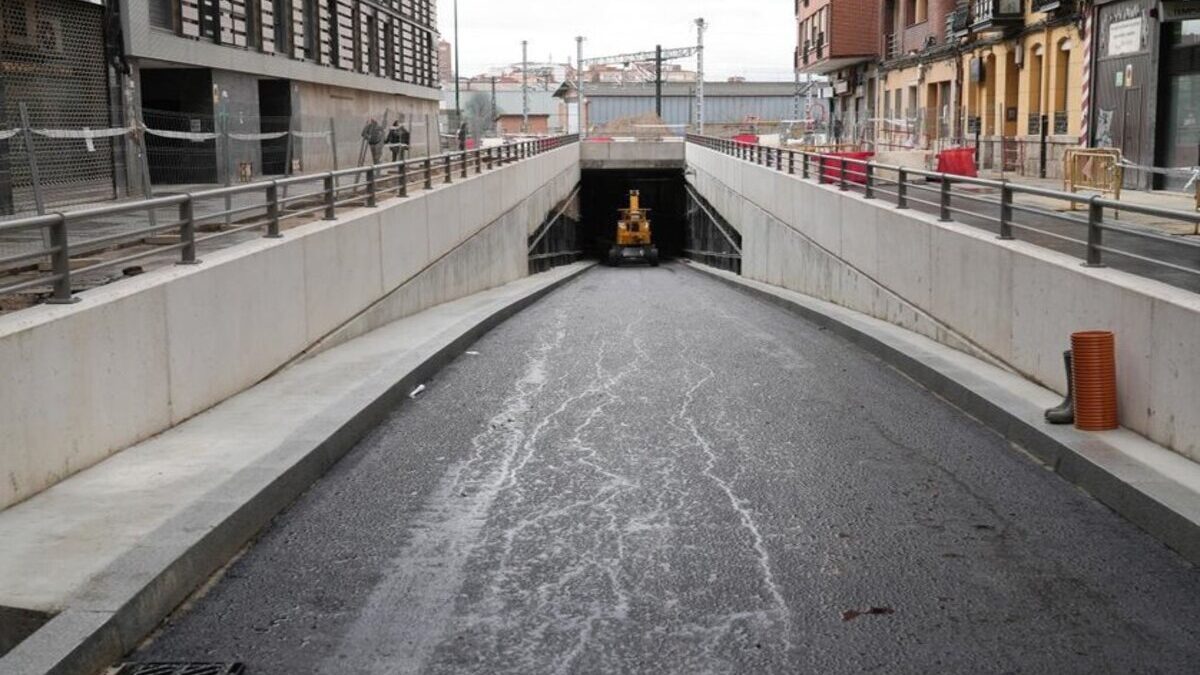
[258,80,292,176]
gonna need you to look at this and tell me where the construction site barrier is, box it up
[820,152,874,185]
[936,148,978,178]
[1064,148,1123,211]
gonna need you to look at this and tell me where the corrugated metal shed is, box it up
[567,82,829,127]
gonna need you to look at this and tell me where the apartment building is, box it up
[877,0,962,150]
[796,0,882,141]
[795,0,1097,178]
[131,0,441,181]
[956,0,1084,177]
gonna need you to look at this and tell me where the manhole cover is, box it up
[112,664,245,675]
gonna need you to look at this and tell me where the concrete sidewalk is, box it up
[0,261,593,674]
[981,174,1200,236]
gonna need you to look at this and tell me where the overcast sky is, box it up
[436,1,796,81]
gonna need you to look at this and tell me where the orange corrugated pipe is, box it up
[1071,331,1118,431]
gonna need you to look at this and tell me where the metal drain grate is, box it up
[112,664,245,675]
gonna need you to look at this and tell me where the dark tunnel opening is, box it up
[579,169,687,261]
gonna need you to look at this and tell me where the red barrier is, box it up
[936,147,978,178]
[585,136,615,143]
[819,152,874,184]
[732,133,759,146]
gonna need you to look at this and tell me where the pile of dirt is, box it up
[594,113,672,138]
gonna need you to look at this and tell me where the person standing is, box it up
[387,121,404,163]
[457,122,468,151]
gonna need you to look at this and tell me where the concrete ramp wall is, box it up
[0,145,580,510]
[686,143,1200,464]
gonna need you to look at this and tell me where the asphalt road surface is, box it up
[133,264,1200,674]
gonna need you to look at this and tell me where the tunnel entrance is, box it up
[530,165,739,274]
[580,169,687,261]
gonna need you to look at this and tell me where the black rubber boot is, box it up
[1045,350,1075,425]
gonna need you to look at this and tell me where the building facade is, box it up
[128,0,441,183]
[796,0,883,143]
[1,0,123,214]
[1089,0,1200,189]
[796,0,1096,179]
[877,0,962,150]
[954,0,1085,177]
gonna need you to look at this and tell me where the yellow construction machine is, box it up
[607,190,660,266]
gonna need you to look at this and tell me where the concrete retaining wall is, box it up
[0,145,580,510]
[686,143,1200,464]
[581,141,687,170]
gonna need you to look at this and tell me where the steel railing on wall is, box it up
[0,135,579,306]
[687,134,1200,294]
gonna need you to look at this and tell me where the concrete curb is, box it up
[682,261,1200,568]
[0,262,595,675]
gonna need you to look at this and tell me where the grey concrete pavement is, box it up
[133,264,1200,674]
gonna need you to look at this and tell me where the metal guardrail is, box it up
[686,134,1200,292]
[0,135,580,305]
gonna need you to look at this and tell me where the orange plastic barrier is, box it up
[585,136,614,143]
[1071,331,1119,431]
[936,148,978,178]
[820,152,874,185]
[732,134,759,146]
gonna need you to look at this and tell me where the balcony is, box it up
[1032,0,1075,14]
[885,33,900,60]
[949,7,970,40]
[799,35,826,66]
[970,0,1023,33]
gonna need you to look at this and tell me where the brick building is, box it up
[795,0,883,142]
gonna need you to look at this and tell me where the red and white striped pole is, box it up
[1080,10,1093,146]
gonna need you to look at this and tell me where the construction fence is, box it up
[799,107,1080,180]
[0,105,443,222]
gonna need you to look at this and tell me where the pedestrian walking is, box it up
[361,117,385,165]
[457,122,468,151]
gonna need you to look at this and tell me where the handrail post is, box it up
[265,182,283,238]
[366,167,378,207]
[461,151,468,178]
[864,163,875,199]
[896,168,909,209]
[839,158,848,191]
[323,174,336,220]
[179,196,201,261]
[444,154,453,184]
[46,213,78,304]
[938,174,952,221]
[397,161,408,197]
[487,148,495,170]
[424,157,433,189]
[998,181,1014,239]
[475,149,483,174]
[788,151,795,175]
[776,148,783,171]
[1085,197,1105,267]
